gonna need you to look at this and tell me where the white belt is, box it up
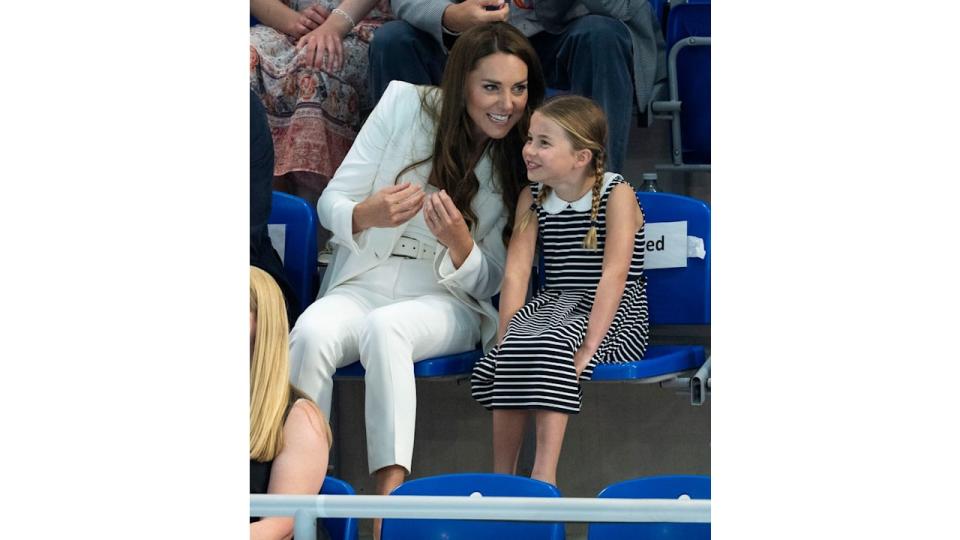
[391,235,438,260]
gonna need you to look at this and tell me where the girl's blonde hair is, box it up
[249,267,328,461]
[518,95,608,249]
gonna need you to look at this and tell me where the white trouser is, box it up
[288,259,481,474]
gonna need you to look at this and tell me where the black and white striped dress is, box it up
[471,173,649,414]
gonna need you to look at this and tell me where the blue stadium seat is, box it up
[380,473,565,540]
[334,348,483,378]
[591,344,705,381]
[540,191,710,383]
[635,192,709,326]
[651,2,711,169]
[319,476,359,540]
[267,191,319,315]
[587,475,710,540]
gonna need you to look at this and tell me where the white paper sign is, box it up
[267,224,286,265]
[643,221,688,269]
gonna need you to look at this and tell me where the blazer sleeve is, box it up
[435,204,508,302]
[316,80,408,255]
[391,0,452,47]
[576,0,637,20]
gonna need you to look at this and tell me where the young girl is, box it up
[471,95,649,486]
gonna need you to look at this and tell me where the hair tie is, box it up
[590,219,600,228]
[529,202,538,211]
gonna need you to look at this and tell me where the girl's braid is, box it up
[516,184,551,232]
[582,151,605,250]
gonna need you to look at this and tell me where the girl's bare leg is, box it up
[493,409,529,475]
[531,410,569,486]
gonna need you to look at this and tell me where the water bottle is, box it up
[640,172,659,192]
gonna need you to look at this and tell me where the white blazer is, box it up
[317,80,509,351]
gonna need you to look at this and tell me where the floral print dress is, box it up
[250,0,393,191]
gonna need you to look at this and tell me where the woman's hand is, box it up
[424,190,473,261]
[296,10,352,72]
[288,4,328,39]
[442,0,509,33]
[352,183,425,233]
[573,346,595,378]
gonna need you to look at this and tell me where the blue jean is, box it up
[368,15,635,172]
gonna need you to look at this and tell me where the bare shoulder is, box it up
[289,398,323,420]
[609,181,636,202]
[269,399,330,497]
[607,181,642,229]
[517,184,533,205]
[512,185,535,222]
[285,399,332,450]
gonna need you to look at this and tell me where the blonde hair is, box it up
[517,95,608,250]
[249,267,329,461]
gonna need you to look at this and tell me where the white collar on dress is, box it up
[539,173,622,215]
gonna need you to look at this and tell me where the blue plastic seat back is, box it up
[320,476,359,540]
[589,192,710,379]
[666,3,711,164]
[587,475,710,540]
[267,191,318,315]
[638,192,710,325]
[380,473,565,540]
[334,347,483,378]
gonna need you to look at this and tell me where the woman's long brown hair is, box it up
[396,22,545,246]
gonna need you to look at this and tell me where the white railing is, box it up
[251,494,711,539]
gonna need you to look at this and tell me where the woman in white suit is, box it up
[288,20,546,521]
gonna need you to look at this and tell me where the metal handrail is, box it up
[251,493,711,539]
